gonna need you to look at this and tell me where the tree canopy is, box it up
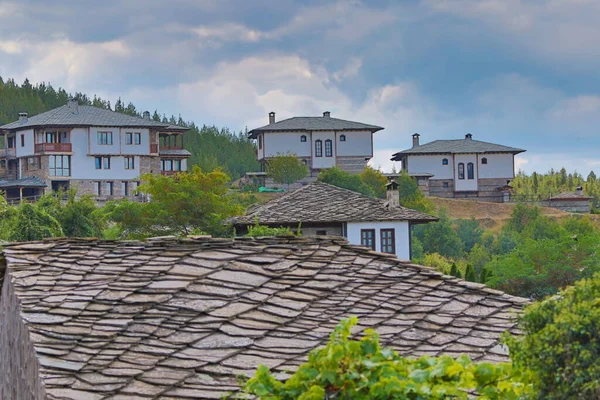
[267,152,308,188]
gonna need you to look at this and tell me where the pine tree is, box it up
[450,263,462,279]
[465,264,476,282]
[480,266,491,284]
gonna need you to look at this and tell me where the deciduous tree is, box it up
[267,152,308,189]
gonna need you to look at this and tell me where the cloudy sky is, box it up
[1,0,599,174]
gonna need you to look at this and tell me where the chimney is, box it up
[465,133,473,140]
[386,180,400,208]
[577,186,583,196]
[67,97,79,113]
[143,111,151,120]
[268,111,275,124]
[18,112,28,121]
[323,111,331,118]
[412,133,420,148]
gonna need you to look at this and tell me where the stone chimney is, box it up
[323,111,331,118]
[67,97,79,113]
[577,186,583,196]
[269,111,275,124]
[18,112,28,121]
[412,133,420,148]
[386,180,400,208]
[465,133,473,140]
[143,111,151,120]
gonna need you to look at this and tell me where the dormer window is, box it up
[340,134,346,142]
[442,158,448,165]
[481,157,488,165]
[300,135,307,142]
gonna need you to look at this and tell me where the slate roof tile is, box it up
[247,115,383,138]
[0,236,528,399]
[391,138,525,159]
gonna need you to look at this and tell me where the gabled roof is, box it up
[391,138,525,160]
[248,115,383,139]
[229,181,438,225]
[549,191,593,201]
[0,176,47,188]
[0,236,527,399]
[0,103,187,131]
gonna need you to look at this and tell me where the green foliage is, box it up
[394,171,435,213]
[468,243,492,276]
[450,263,462,279]
[106,166,243,238]
[245,317,531,399]
[8,203,63,241]
[359,166,388,198]
[245,218,299,237]
[318,166,375,197]
[421,253,454,274]
[455,218,483,253]
[464,264,476,282]
[413,209,463,258]
[267,152,308,188]
[506,274,600,399]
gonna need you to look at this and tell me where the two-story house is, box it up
[0,99,190,202]
[248,111,383,175]
[391,133,525,202]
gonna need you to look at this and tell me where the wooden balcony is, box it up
[0,147,16,158]
[35,143,72,153]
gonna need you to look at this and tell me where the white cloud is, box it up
[549,95,600,119]
[332,58,362,82]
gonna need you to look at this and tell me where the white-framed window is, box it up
[124,156,135,170]
[134,133,141,145]
[49,155,71,176]
[94,181,102,196]
[122,181,129,196]
[97,131,113,145]
[161,159,182,171]
[125,132,133,145]
[105,181,114,196]
[95,156,111,169]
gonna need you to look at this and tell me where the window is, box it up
[25,157,40,171]
[442,158,448,165]
[20,135,24,147]
[316,230,327,235]
[340,134,346,142]
[443,182,449,188]
[325,139,333,157]
[300,135,307,142]
[49,155,70,176]
[122,181,129,196]
[174,160,182,171]
[44,130,68,143]
[467,162,474,180]
[481,157,488,165]
[380,229,395,254]
[258,135,262,150]
[97,132,113,145]
[162,159,172,171]
[95,157,111,169]
[458,162,465,180]
[105,181,114,196]
[125,156,135,170]
[134,133,141,145]
[94,182,102,196]
[315,140,323,157]
[125,132,133,145]
[361,229,376,250]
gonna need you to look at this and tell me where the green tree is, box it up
[455,218,483,253]
[267,152,308,189]
[318,167,375,197]
[36,190,106,237]
[245,317,531,399]
[464,264,476,282]
[359,166,388,198]
[8,203,63,241]
[450,262,462,279]
[505,274,600,399]
[394,171,434,213]
[413,209,463,258]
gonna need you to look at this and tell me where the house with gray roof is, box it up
[391,133,526,202]
[229,181,437,260]
[0,236,527,399]
[0,99,191,202]
[249,111,383,176]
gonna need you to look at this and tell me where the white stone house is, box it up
[391,133,525,202]
[248,111,383,176]
[0,99,190,202]
[229,181,438,260]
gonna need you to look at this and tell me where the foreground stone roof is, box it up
[230,181,438,226]
[0,237,527,399]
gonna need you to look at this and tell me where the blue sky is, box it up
[1,0,600,174]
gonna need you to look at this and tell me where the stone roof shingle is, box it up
[0,236,527,399]
[0,176,47,188]
[248,116,383,138]
[230,181,438,226]
[391,138,525,159]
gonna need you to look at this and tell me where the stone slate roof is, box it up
[0,104,186,131]
[0,176,47,188]
[158,149,192,157]
[248,116,383,138]
[230,181,438,226]
[0,236,527,399]
[391,138,525,159]
[550,191,593,201]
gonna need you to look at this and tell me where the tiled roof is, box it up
[248,115,383,138]
[0,176,47,188]
[229,181,438,226]
[0,104,185,131]
[549,191,593,200]
[0,237,527,399]
[391,138,525,159]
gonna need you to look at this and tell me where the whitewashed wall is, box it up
[346,220,411,260]
[312,131,336,168]
[14,129,34,158]
[478,153,515,179]
[406,154,454,179]
[336,131,372,156]
[122,129,151,155]
[264,132,311,157]
[454,154,478,191]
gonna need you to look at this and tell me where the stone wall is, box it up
[0,268,47,400]
[427,178,508,203]
[139,155,161,175]
[508,200,591,213]
[428,179,455,198]
[335,156,369,174]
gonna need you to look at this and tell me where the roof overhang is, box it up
[248,127,383,139]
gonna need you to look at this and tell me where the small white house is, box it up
[391,133,525,202]
[248,111,383,175]
[229,181,437,260]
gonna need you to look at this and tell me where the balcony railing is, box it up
[35,143,72,153]
[0,147,16,158]
[150,143,159,154]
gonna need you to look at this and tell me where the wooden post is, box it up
[19,186,23,202]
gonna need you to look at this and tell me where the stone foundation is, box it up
[336,156,370,174]
[427,178,511,203]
